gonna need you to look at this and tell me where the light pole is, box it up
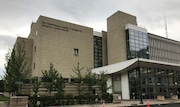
[132,92,135,105]
[175,82,177,95]
[37,95,40,107]
[137,51,143,104]
[95,93,98,107]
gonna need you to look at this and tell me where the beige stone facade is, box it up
[14,10,180,83]
[14,37,33,78]
[28,16,94,78]
[102,31,108,66]
[107,11,137,64]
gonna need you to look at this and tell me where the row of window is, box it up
[149,46,180,63]
[94,36,103,68]
[129,67,180,99]
[129,35,148,42]
[129,44,148,51]
[150,56,180,64]
[150,52,180,61]
[149,38,180,53]
[126,29,149,59]
[129,39,148,45]
[129,29,147,38]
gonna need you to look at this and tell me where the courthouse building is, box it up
[15,11,180,99]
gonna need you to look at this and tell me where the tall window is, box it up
[93,36,102,68]
[126,29,149,59]
[34,46,36,52]
[34,63,35,69]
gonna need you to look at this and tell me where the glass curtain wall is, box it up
[129,68,180,99]
[126,29,149,59]
[94,36,103,68]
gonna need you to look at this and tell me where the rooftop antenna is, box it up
[164,14,168,38]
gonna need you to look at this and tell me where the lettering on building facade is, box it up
[41,21,82,32]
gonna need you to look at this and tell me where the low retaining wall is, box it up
[10,96,28,107]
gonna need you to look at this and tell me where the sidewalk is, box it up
[0,102,8,107]
[2,99,179,107]
[0,99,180,107]
[68,99,180,107]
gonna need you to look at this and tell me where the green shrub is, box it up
[64,94,74,105]
[83,93,96,104]
[29,95,37,107]
[54,93,64,99]
[29,93,112,106]
[0,95,9,102]
[75,94,84,104]
[101,93,113,103]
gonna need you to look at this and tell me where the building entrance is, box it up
[129,67,180,99]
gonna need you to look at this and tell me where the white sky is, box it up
[1,0,180,78]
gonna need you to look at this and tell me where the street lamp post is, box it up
[95,93,98,107]
[137,52,143,104]
[37,95,40,107]
[174,82,178,95]
[132,92,136,105]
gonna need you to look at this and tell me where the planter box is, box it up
[113,94,121,103]
[157,95,165,101]
[10,96,28,107]
[171,95,178,100]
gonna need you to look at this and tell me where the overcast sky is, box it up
[1,0,180,78]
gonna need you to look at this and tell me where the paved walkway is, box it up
[0,102,8,107]
[1,99,180,107]
[68,99,180,107]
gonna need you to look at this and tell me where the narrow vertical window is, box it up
[74,48,79,56]
[34,63,35,69]
[34,46,36,52]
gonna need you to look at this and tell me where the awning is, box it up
[92,58,180,74]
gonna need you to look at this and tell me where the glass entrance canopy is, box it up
[92,58,180,99]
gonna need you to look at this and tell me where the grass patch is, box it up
[0,95,9,102]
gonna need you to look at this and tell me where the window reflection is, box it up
[129,68,180,99]
[126,29,149,59]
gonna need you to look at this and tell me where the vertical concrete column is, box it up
[121,72,130,99]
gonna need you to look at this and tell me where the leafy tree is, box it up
[4,49,18,95]
[0,79,5,92]
[55,74,65,94]
[42,63,64,96]
[71,62,85,95]
[84,68,97,94]
[98,71,111,95]
[31,77,41,95]
[4,40,30,95]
